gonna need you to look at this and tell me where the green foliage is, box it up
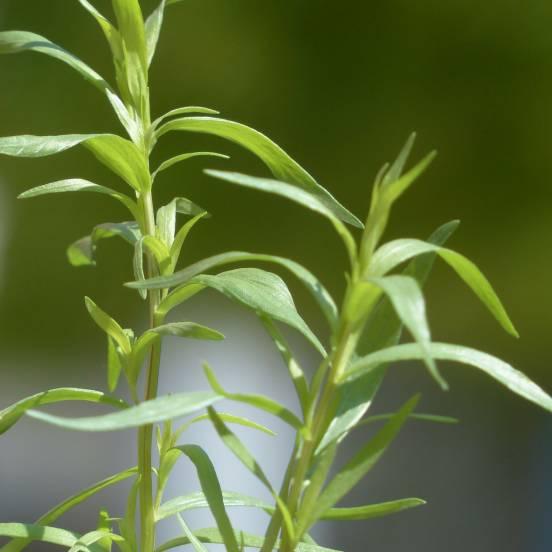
[0,1,550,552]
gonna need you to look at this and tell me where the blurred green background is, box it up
[0,1,550,550]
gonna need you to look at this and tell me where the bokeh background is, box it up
[0,0,551,550]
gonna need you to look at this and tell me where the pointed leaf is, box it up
[370,238,518,337]
[153,152,228,179]
[0,524,83,550]
[176,515,208,552]
[323,498,425,521]
[27,392,222,431]
[152,107,220,130]
[155,116,362,227]
[145,0,166,66]
[85,297,132,355]
[345,343,552,412]
[192,268,325,355]
[173,445,240,552]
[0,388,127,436]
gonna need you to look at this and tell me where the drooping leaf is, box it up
[204,171,357,261]
[172,445,240,552]
[204,364,303,432]
[18,178,139,219]
[156,528,341,552]
[0,31,110,93]
[152,107,220,130]
[85,297,132,355]
[27,392,222,431]
[344,343,552,412]
[138,251,338,330]
[317,221,459,455]
[68,222,141,267]
[192,268,325,355]
[0,134,150,193]
[154,116,362,227]
[307,396,419,528]
[368,275,445,388]
[369,238,519,337]
[0,388,127,436]
[153,152,228,180]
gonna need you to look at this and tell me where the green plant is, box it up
[0,1,550,551]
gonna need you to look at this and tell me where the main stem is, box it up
[138,184,162,552]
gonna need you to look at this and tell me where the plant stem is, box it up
[138,189,162,552]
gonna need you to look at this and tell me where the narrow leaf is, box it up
[176,514,208,552]
[85,297,132,354]
[155,116,362,227]
[153,152,228,180]
[323,498,425,521]
[345,343,552,412]
[27,392,222,431]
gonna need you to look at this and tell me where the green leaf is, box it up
[112,0,148,71]
[17,178,139,219]
[355,412,458,428]
[308,396,419,528]
[156,528,341,552]
[0,31,109,93]
[156,283,206,318]
[261,317,309,416]
[152,107,221,130]
[85,297,132,355]
[154,116,362,227]
[0,388,127,436]
[369,238,519,338]
[315,221,458,453]
[177,412,276,439]
[345,343,552,412]
[68,222,141,267]
[27,391,222,431]
[145,0,166,66]
[205,408,296,543]
[118,475,140,552]
[0,134,150,193]
[136,251,338,330]
[381,133,417,187]
[157,491,273,522]
[205,170,357,262]
[176,514,208,552]
[192,268,325,356]
[204,364,303,432]
[323,498,425,521]
[107,336,124,392]
[172,445,240,552]
[153,152,229,180]
[169,213,209,273]
[368,275,445,388]
[0,524,85,550]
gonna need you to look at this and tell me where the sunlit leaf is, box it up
[155,116,362,227]
[0,388,127,436]
[85,297,132,355]
[345,343,552,412]
[0,524,86,551]
[145,0,166,66]
[27,392,222,431]
[192,268,325,356]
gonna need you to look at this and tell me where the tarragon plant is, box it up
[0,2,550,551]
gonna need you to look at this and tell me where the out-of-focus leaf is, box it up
[173,445,240,552]
[0,31,109,93]
[68,530,122,552]
[95,510,113,552]
[136,251,338,330]
[153,152,228,180]
[345,343,552,412]
[381,133,417,188]
[18,179,139,219]
[204,364,303,432]
[307,396,418,528]
[355,413,458,428]
[27,392,222,431]
[0,524,88,551]
[107,336,124,392]
[118,475,140,552]
[0,134,150,192]
[68,222,141,267]
[323,498,425,520]
[192,268,325,356]
[155,116,362,227]
[177,412,276,438]
[176,514,208,552]
[368,275,445,388]
[85,297,132,355]
[156,529,341,552]
[0,388,127,436]
[156,491,272,522]
[369,238,518,338]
